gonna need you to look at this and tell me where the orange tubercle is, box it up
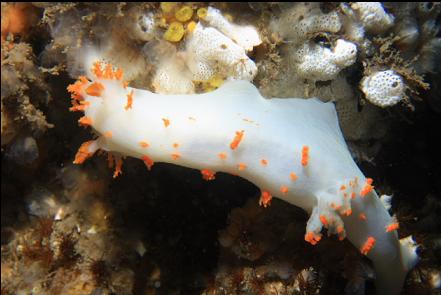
[85,82,105,97]
[141,155,154,170]
[103,131,112,138]
[230,130,244,150]
[114,68,123,80]
[173,143,180,148]
[360,178,374,197]
[69,100,90,112]
[259,190,272,208]
[107,153,114,168]
[139,141,150,148]
[385,223,399,232]
[319,215,328,226]
[103,63,114,79]
[67,76,89,100]
[162,118,170,128]
[359,213,367,221]
[344,208,352,216]
[337,225,345,234]
[279,186,288,194]
[260,159,268,166]
[237,163,247,171]
[201,169,216,181]
[92,61,103,78]
[171,152,181,160]
[360,236,376,255]
[113,157,123,178]
[301,145,309,166]
[125,90,134,110]
[78,116,93,127]
[290,172,298,181]
[73,140,96,164]
[305,231,322,245]
[218,152,227,160]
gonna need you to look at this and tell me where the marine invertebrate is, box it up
[68,60,418,294]
[185,23,258,82]
[292,39,357,81]
[360,70,405,107]
[202,6,262,51]
[351,2,395,34]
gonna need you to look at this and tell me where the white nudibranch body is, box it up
[68,62,418,295]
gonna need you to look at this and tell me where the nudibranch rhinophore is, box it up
[68,62,418,294]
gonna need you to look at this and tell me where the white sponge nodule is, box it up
[361,70,405,107]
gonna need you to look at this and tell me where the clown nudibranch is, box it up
[68,62,418,294]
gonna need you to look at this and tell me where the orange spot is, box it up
[92,61,103,78]
[301,145,309,166]
[201,169,216,181]
[85,82,105,97]
[337,225,344,234]
[113,157,123,178]
[69,100,90,112]
[290,172,298,181]
[351,192,356,199]
[230,130,244,150]
[141,155,154,170]
[103,63,114,79]
[259,190,272,208]
[360,236,376,255]
[237,163,247,171]
[78,116,93,127]
[360,178,374,197]
[125,90,134,110]
[114,68,123,80]
[218,152,227,160]
[67,76,89,100]
[171,152,181,160]
[103,131,112,138]
[139,141,150,148]
[340,185,346,191]
[122,81,129,89]
[319,215,328,226]
[385,223,399,233]
[107,153,114,168]
[330,203,342,210]
[173,143,180,148]
[359,213,367,221]
[344,208,352,216]
[280,186,289,194]
[162,118,170,128]
[73,141,96,164]
[305,231,321,245]
[260,159,268,166]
